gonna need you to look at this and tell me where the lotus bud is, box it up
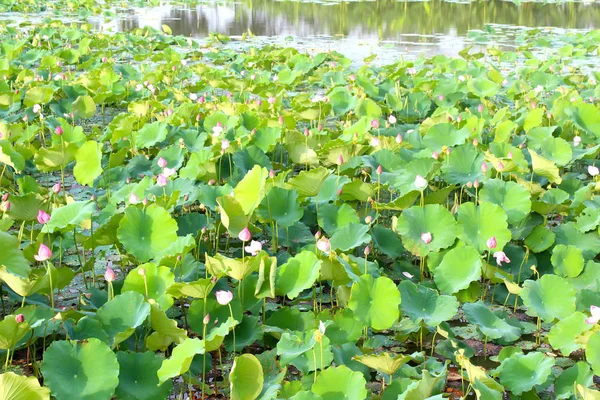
[388,115,396,124]
[304,128,310,137]
[142,197,149,206]
[221,139,230,152]
[208,179,216,186]
[15,314,25,323]
[269,169,275,179]
[91,194,96,201]
[396,133,403,144]
[337,188,343,196]
[365,216,373,224]
[438,95,444,101]
[158,157,168,168]
[432,151,439,160]
[481,162,488,173]
[279,115,284,125]
[364,246,371,256]
[574,136,582,147]
[420,232,432,244]
[466,181,473,188]
[474,179,479,188]
[457,115,463,122]
[37,210,50,224]
[104,266,115,282]
[55,126,63,135]
[371,137,380,147]
[216,290,233,305]
[376,165,383,175]
[157,174,168,187]
[414,175,428,190]
[52,182,61,194]
[138,268,146,276]
[203,314,210,325]
[371,119,380,129]
[337,155,344,166]
[497,162,504,171]
[184,194,189,202]
[486,236,497,249]
[129,193,139,204]
[0,201,10,212]
[507,151,513,159]
[477,104,484,113]
[317,237,330,252]
[315,231,322,240]
[472,138,478,146]
[268,96,276,104]
[238,227,251,242]
[34,244,52,262]
[589,165,599,177]
[211,276,217,284]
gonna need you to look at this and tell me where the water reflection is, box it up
[97,0,600,58]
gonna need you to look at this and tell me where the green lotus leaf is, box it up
[468,77,499,97]
[276,331,316,366]
[576,207,600,232]
[74,140,103,187]
[0,316,30,350]
[422,123,470,150]
[524,225,555,253]
[398,280,459,327]
[329,223,371,252]
[566,102,600,138]
[548,312,592,356]
[311,365,367,400]
[434,246,482,294]
[116,351,173,400]
[441,144,484,185]
[394,204,457,257]
[146,303,187,351]
[217,195,248,237]
[23,86,54,106]
[529,149,562,184]
[554,362,593,400]
[456,202,511,253]
[205,253,258,282]
[524,108,544,132]
[167,278,215,299]
[287,167,329,198]
[0,141,25,172]
[586,331,600,376]
[256,187,303,228]
[5,193,43,221]
[551,244,584,278]
[497,352,554,395]
[122,263,174,310]
[0,231,31,277]
[462,301,521,343]
[117,205,178,262]
[317,203,360,236]
[371,224,404,258]
[230,354,264,400]
[135,121,169,149]
[554,222,600,260]
[157,337,205,385]
[479,179,531,225]
[72,95,96,119]
[353,352,411,376]
[0,372,50,400]
[329,86,357,116]
[397,370,445,400]
[66,317,109,343]
[188,296,242,339]
[95,291,151,346]
[323,309,363,345]
[348,274,400,330]
[392,158,437,195]
[233,165,269,215]
[276,251,321,300]
[255,252,278,298]
[41,338,119,400]
[266,308,315,333]
[537,136,572,166]
[521,274,576,322]
[225,315,263,352]
[43,201,95,233]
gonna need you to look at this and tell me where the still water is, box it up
[92,0,600,60]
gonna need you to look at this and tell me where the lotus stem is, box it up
[312,348,318,383]
[202,322,207,400]
[46,261,54,309]
[142,275,149,299]
[228,303,236,357]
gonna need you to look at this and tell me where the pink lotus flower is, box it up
[574,136,582,147]
[388,115,397,124]
[268,96,276,105]
[493,251,511,266]
[212,122,224,136]
[486,236,497,249]
[477,104,484,113]
[55,126,63,135]
[104,266,115,282]
[473,138,479,146]
[34,244,52,262]
[33,104,41,114]
[421,232,432,244]
[37,210,50,225]
[371,119,380,129]
[129,193,139,204]
[1,201,10,212]
[586,305,600,324]
[15,314,25,323]
[244,240,262,256]
[317,237,330,252]
[589,165,599,177]
[157,157,168,168]
[157,174,168,187]
[370,137,380,147]
[216,290,233,305]
[162,167,176,178]
[221,139,230,151]
[52,182,61,194]
[238,227,251,242]
[414,175,428,190]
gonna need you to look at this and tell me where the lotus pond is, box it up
[4,2,600,400]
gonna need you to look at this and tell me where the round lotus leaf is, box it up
[551,244,584,278]
[157,338,205,385]
[230,354,264,400]
[41,338,119,400]
[524,225,555,253]
[434,246,482,294]
[497,352,554,395]
[348,274,400,330]
[462,301,521,343]
[276,251,322,300]
[311,365,367,400]
[479,179,531,225]
[122,263,175,310]
[456,202,511,254]
[0,372,50,400]
[548,312,592,356]
[116,351,173,400]
[353,352,411,376]
[586,331,600,376]
[117,204,178,262]
[520,274,576,322]
[394,204,457,257]
[398,280,459,327]
[95,291,151,346]
[441,144,484,185]
[256,187,304,228]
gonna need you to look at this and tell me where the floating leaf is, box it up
[434,246,482,294]
[348,274,400,330]
[497,352,554,395]
[116,351,173,400]
[521,274,576,322]
[399,280,458,327]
